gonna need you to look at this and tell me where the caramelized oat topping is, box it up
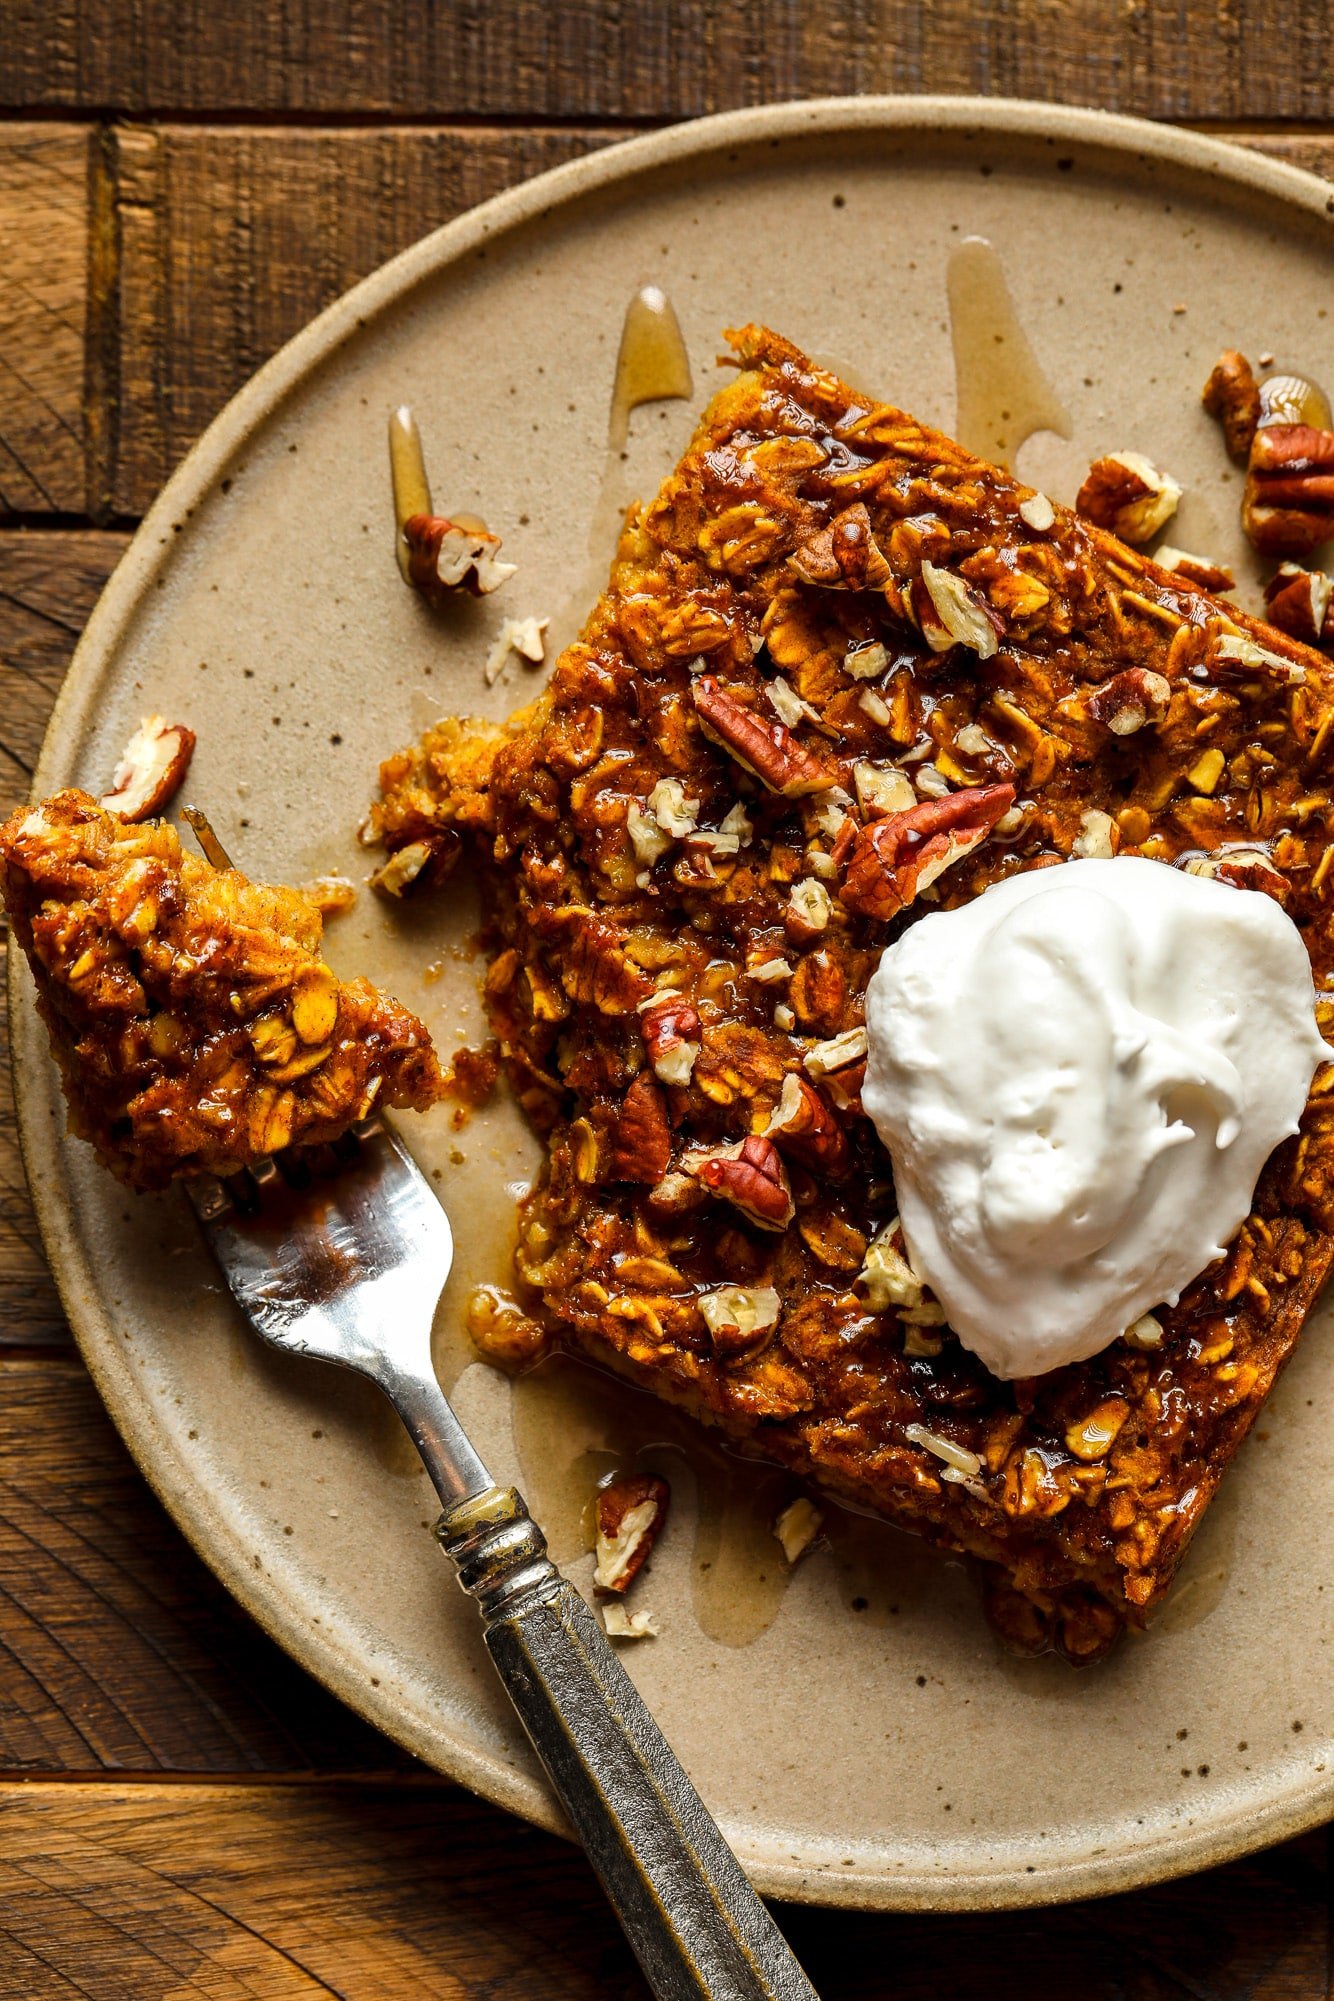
[1,790,442,1189]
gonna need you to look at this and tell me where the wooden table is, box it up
[1,9,1331,1993]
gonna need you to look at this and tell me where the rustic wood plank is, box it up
[0,126,87,517]
[0,1355,418,1769]
[110,122,618,515]
[4,1,1334,124]
[0,1781,1324,2000]
[0,528,127,1345]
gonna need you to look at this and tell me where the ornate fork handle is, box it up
[437,1486,819,2001]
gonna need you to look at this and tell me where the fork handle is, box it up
[436,1486,817,2001]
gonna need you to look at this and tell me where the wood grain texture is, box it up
[0,1781,1324,2000]
[0,530,126,1345]
[0,126,87,516]
[4,1,1334,123]
[0,1356,415,1770]
[109,123,616,514]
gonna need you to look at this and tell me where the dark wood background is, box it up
[1,8,1332,1994]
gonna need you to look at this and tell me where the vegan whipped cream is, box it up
[862,856,1327,1379]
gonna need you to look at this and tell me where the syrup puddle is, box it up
[946,236,1072,467]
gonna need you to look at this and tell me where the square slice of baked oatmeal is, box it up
[370,326,1334,1660]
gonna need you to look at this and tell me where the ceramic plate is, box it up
[15,98,1334,1911]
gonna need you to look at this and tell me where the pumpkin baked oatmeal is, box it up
[1,790,442,1190]
[381,323,1334,1660]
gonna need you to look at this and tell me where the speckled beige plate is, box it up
[14,99,1334,1912]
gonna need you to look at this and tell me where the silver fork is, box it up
[188,1117,818,2001]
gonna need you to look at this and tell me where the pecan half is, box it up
[1203,350,1261,463]
[692,676,837,796]
[788,503,892,590]
[837,783,1015,921]
[639,993,702,1086]
[608,1071,672,1184]
[101,716,196,822]
[764,1070,848,1173]
[1245,423,1334,555]
[594,1473,670,1594]
[402,512,516,600]
[1085,667,1171,736]
[1075,452,1181,544]
[683,1133,795,1231]
[1264,563,1332,647]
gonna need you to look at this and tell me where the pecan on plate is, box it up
[691,676,837,796]
[764,1071,848,1174]
[402,512,517,601]
[788,503,892,590]
[608,1070,672,1184]
[1154,546,1236,593]
[682,1133,795,1230]
[1264,563,1332,648]
[1202,350,1261,463]
[1242,373,1334,556]
[1075,452,1181,544]
[101,715,196,822]
[593,1473,670,1594]
[836,782,1015,921]
[1085,667,1172,736]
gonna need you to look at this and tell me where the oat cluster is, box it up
[1,790,442,1190]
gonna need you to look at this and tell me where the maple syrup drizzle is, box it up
[946,236,1072,467]
[388,406,432,582]
[608,284,694,454]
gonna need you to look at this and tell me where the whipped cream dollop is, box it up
[862,856,1326,1379]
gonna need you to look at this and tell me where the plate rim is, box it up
[14,93,1334,1912]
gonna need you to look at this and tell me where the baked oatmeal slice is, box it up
[371,326,1334,1659]
[2,789,442,1190]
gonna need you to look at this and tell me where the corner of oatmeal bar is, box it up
[1,789,443,1190]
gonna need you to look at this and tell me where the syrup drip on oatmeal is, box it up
[608,285,693,454]
[388,406,432,583]
[946,237,1071,467]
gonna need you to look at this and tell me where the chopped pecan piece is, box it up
[691,676,837,796]
[608,1071,672,1183]
[1264,563,1332,647]
[594,1473,670,1594]
[698,1283,782,1362]
[911,561,1004,659]
[1075,452,1181,543]
[1085,667,1171,736]
[101,715,196,822]
[788,503,892,590]
[639,993,702,1086]
[1202,350,1261,463]
[773,1497,824,1565]
[837,783,1015,921]
[763,1070,848,1173]
[1184,845,1290,905]
[683,1133,795,1231]
[370,831,462,898]
[402,512,516,600]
